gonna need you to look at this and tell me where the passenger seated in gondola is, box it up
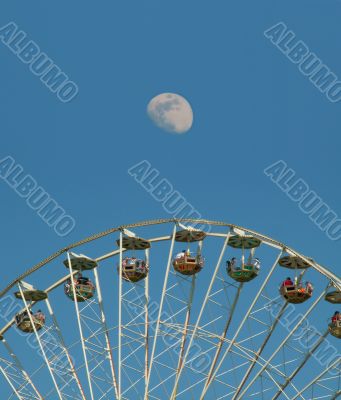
[282,277,294,287]
[252,258,261,271]
[176,250,187,259]
[15,310,33,324]
[306,282,313,292]
[35,309,45,323]
[135,259,145,272]
[65,273,89,287]
[332,311,341,324]
[22,310,31,320]
[77,274,90,285]
[227,257,239,271]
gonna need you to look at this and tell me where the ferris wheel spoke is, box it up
[67,252,95,400]
[178,326,282,397]
[144,224,177,400]
[171,271,244,395]
[199,249,284,399]
[144,247,150,396]
[17,284,64,400]
[271,329,329,400]
[93,267,119,399]
[291,356,340,400]
[235,284,330,400]
[156,276,197,400]
[149,239,215,399]
[0,338,43,400]
[116,232,150,399]
[148,314,203,398]
[66,253,117,400]
[231,301,288,399]
[264,367,304,400]
[170,273,196,381]
[119,276,149,398]
[170,230,232,400]
[151,347,203,399]
[0,358,39,400]
[0,363,25,400]
[203,282,244,392]
[167,338,247,398]
[118,231,123,400]
[44,298,87,400]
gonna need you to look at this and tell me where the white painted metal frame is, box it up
[235,285,330,400]
[170,230,232,399]
[144,224,177,400]
[18,283,63,400]
[67,252,95,400]
[199,249,284,399]
[0,219,338,400]
[1,338,43,400]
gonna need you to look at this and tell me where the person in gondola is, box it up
[16,310,32,324]
[306,282,313,293]
[227,257,240,271]
[65,275,80,292]
[283,277,294,287]
[15,313,22,325]
[252,257,261,271]
[135,259,145,272]
[332,311,341,324]
[77,273,89,285]
[231,257,240,270]
[176,250,187,260]
[35,309,45,323]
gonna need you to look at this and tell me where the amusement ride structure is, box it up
[0,219,340,399]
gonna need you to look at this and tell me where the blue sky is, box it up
[0,0,340,279]
[0,0,340,398]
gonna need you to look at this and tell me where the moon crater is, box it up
[147,93,193,134]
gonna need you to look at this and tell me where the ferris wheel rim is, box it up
[0,217,340,302]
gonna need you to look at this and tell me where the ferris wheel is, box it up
[0,218,340,400]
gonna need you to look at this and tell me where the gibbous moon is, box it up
[147,93,193,134]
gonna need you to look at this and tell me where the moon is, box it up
[147,93,193,134]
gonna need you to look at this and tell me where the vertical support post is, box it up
[2,338,43,399]
[144,224,177,400]
[17,283,63,400]
[45,298,86,400]
[0,364,23,400]
[67,252,95,400]
[170,230,232,400]
[199,249,284,399]
[118,231,123,400]
[236,285,330,400]
[93,267,119,399]
[144,247,150,399]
